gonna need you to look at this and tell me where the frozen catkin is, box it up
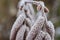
[24,2,35,24]
[18,0,35,26]
[26,3,35,20]
[16,25,26,40]
[41,5,55,40]
[17,0,33,26]
[26,16,45,40]
[34,31,51,40]
[17,0,35,18]
[10,11,26,40]
[32,3,51,40]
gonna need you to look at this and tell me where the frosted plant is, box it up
[10,0,35,40]
[10,0,55,40]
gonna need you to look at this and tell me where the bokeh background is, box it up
[0,0,60,40]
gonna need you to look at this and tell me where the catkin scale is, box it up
[25,18,32,28]
[34,31,51,40]
[44,32,51,40]
[34,31,45,40]
[46,21,55,40]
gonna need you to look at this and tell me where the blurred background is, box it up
[0,0,60,40]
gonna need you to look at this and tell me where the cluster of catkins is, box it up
[10,0,55,40]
